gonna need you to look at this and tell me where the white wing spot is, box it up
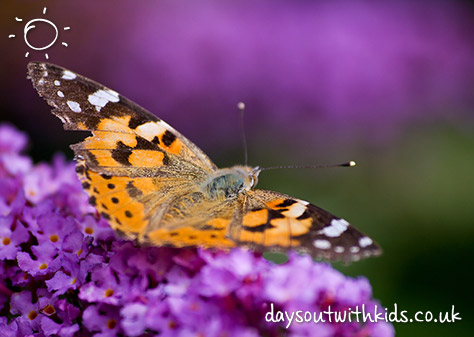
[350,246,360,253]
[313,239,331,250]
[57,91,64,98]
[54,80,61,86]
[136,122,167,141]
[67,101,81,113]
[282,203,306,218]
[88,89,120,110]
[318,218,349,238]
[334,246,345,253]
[359,237,373,248]
[62,70,76,80]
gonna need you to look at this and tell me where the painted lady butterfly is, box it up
[28,62,381,262]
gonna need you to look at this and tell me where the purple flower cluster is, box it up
[0,123,394,336]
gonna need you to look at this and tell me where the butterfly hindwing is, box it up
[75,158,153,237]
[142,193,238,249]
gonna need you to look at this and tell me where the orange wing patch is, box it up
[128,150,164,167]
[75,159,159,238]
[159,130,182,155]
[238,198,312,248]
[83,131,137,149]
[97,116,134,133]
[206,218,231,229]
[147,218,235,248]
[265,198,289,209]
[242,209,268,227]
[239,230,264,246]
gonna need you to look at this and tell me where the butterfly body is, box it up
[203,165,258,199]
[28,62,381,262]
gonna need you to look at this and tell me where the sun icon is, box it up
[8,7,70,59]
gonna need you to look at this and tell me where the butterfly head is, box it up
[238,165,261,190]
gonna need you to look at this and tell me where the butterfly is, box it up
[28,62,381,262]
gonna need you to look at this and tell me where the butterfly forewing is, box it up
[27,62,217,173]
[28,62,215,240]
[228,190,381,261]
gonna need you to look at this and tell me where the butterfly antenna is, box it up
[260,161,356,171]
[238,102,249,166]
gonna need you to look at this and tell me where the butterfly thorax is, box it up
[202,166,260,200]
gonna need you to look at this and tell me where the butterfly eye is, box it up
[249,175,258,188]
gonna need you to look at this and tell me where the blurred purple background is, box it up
[1,0,473,161]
